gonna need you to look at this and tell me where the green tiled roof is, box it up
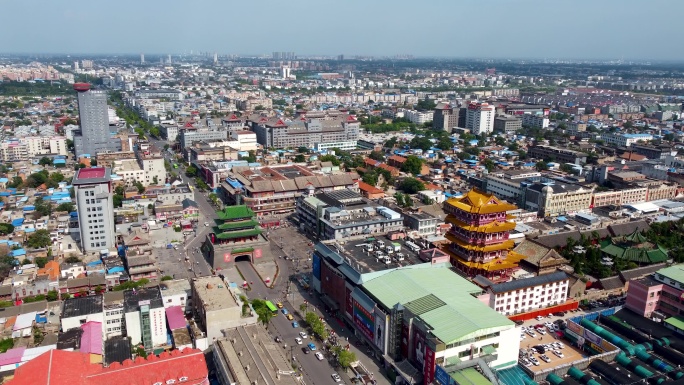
[656,264,684,285]
[218,219,260,230]
[216,205,254,220]
[215,229,262,239]
[602,244,668,264]
[362,266,512,345]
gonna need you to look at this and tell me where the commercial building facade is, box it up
[73,83,122,157]
[72,168,116,253]
[465,103,494,135]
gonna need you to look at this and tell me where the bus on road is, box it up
[265,301,278,314]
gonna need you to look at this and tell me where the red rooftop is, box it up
[76,167,106,179]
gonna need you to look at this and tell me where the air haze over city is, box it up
[2,2,684,385]
[2,0,683,60]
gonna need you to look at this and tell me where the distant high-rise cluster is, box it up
[272,51,296,60]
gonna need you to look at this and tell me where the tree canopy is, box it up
[27,229,51,249]
[399,177,425,194]
[401,155,424,175]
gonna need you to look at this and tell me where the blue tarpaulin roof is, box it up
[10,249,26,257]
[87,260,103,266]
[23,206,35,211]
[35,314,47,323]
[11,218,24,226]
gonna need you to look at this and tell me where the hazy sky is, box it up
[2,0,681,60]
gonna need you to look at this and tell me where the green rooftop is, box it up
[657,264,684,286]
[215,228,262,240]
[362,266,513,345]
[450,367,493,385]
[217,205,255,221]
[664,316,684,332]
[218,219,260,230]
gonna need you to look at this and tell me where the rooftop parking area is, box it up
[337,236,426,273]
[518,322,586,373]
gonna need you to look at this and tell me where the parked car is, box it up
[331,373,342,382]
[540,355,551,363]
[286,314,294,321]
[553,350,564,358]
[315,352,325,361]
[299,331,308,339]
[308,342,317,351]
[292,322,299,328]
[295,337,303,345]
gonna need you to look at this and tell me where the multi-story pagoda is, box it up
[202,205,271,269]
[442,189,525,282]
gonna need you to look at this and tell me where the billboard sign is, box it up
[583,329,602,346]
[434,365,453,385]
[424,346,436,384]
[353,299,374,341]
[312,253,321,279]
[374,310,387,352]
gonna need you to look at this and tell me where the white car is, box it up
[295,337,303,345]
[299,331,308,339]
[315,352,325,361]
[331,373,342,382]
[536,316,544,321]
[540,355,551,363]
[529,357,540,366]
[526,330,536,337]
[553,350,564,358]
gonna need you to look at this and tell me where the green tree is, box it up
[65,256,82,263]
[399,177,425,194]
[535,161,549,171]
[362,172,378,186]
[297,146,309,154]
[416,99,436,111]
[337,348,357,370]
[401,155,424,175]
[319,154,341,167]
[27,229,51,249]
[56,202,75,212]
[368,150,385,161]
[185,165,198,177]
[38,157,53,167]
[394,192,405,206]
[34,257,48,268]
[384,136,398,149]
[409,136,432,152]
[161,275,173,281]
[134,181,145,194]
[483,158,496,172]
[404,193,413,207]
[0,223,14,235]
[7,176,23,188]
[294,154,306,163]
[437,137,454,151]
[46,290,59,302]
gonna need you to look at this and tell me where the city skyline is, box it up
[2,0,682,61]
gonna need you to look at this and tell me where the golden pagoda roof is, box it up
[445,189,517,215]
[445,215,517,233]
[443,249,527,272]
[444,234,515,252]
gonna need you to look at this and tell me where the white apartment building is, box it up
[160,279,192,312]
[104,291,125,339]
[521,113,550,129]
[73,167,116,253]
[404,109,433,125]
[488,271,569,316]
[485,171,542,203]
[465,102,495,135]
[600,133,653,147]
[229,130,258,151]
[0,136,68,162]
[124,287,168,349]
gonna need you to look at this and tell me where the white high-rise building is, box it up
[465,102,495,135]
[140,53,145,64]
[72,167,116,253]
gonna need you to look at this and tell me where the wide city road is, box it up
[237,259,346,385]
